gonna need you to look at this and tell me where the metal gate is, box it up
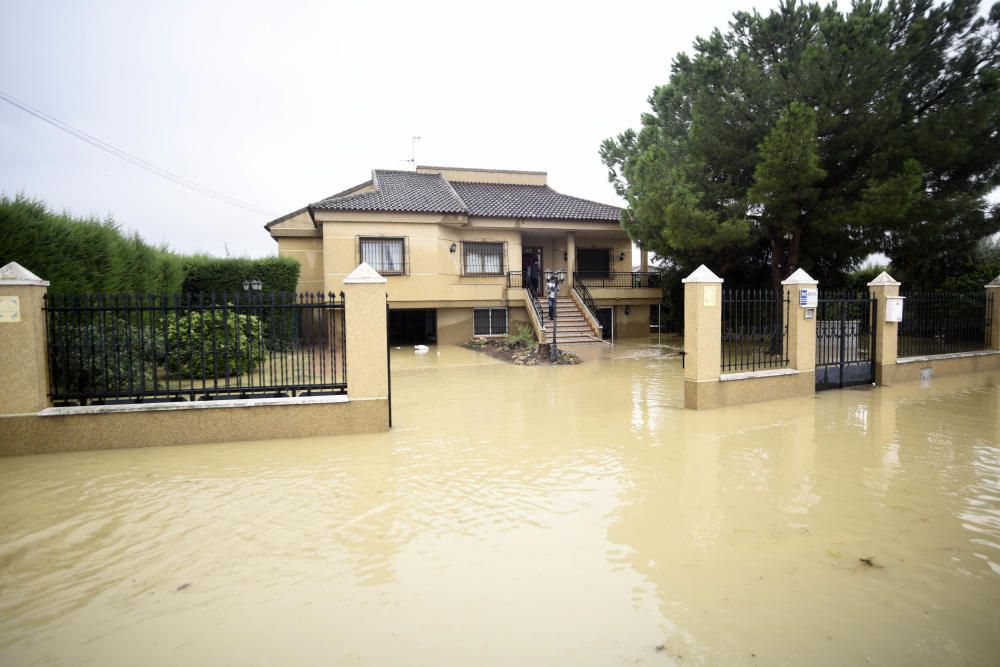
[815,292,876,390]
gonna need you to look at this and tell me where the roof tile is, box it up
[310,169,621,222]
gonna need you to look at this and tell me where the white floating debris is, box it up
[414,345,430,353]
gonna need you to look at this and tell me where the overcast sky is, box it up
[1,0,793,257]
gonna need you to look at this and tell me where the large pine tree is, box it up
[601,0,1000,290]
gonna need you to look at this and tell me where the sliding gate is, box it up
[815,292,876,390]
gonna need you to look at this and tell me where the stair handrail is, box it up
[524,288,546,337]
[571,279,604,338]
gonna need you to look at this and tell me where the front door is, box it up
[522,246,543,296]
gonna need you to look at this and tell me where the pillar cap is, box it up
[681,265,723,284]
[867,271,900,287]
[780,268,817,285]
[344,262,387,285]
[986,276,1000,288]
[0,262,49,286]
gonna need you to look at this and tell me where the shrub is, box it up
[48,318,156,396]
[503,323,537,350]
[166,308,263,377]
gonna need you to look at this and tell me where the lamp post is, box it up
[544,268,566,363]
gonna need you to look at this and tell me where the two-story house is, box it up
[266,166,661,345]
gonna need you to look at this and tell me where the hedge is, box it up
[181,256,300,296]
[0,194,186,295]
[0,194,300,296]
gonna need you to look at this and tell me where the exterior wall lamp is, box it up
[242,278,263,292]
[619,251,626,262]
[449,243,457,253]
[563,251,568,261]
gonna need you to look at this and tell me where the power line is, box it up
[0,90,277,217]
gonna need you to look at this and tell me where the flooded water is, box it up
[2,340,1000,665]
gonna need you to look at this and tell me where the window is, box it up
[359,237,406,275]
[473,308,508,336]
[462,241,504,276]
[576,248,611,277]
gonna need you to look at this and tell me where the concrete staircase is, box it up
[535,296,604,344]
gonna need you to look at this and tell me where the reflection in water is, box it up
[1,341,999,665]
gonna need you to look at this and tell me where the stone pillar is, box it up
[566,231,576,290]
[682,265,723,409]
[640,248,649,274]
[0,263,51,415]
[781,268,818,374]
[868,271,901,386]
[343,262,389,402]
[988,277,1000,351]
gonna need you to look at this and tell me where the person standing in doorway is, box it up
[528,259,540,295]
[547,274,557,320]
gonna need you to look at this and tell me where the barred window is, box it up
[473,308,508,336]
[462,241,504,276]
[360,237,406,275]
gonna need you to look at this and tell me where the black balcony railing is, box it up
[44,292,347,406]
[574,271,661,288]
[721,289,790,372]
[898,291,992,357]
[506,271,524,288]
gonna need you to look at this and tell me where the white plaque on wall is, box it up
[703,285,717,307]
[0,296,20,323]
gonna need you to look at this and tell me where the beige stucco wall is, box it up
[879,352,1000,386]
[685,371,815,411]
[0,284,49,414]
[611,304,652,339]
[279,236,324,294]
[434,306,531,345]
[0,399,388,457]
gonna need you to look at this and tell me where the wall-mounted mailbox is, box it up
[885,296,905,322]
[799,288,818,308]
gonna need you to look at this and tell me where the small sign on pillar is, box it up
[0,296,20,323]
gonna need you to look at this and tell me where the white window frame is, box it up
[359,237,406,275]
[462,241,505,277]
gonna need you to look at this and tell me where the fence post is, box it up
[868,271,901,385]
[988,276,1000,351]
[781,268,818,376]
[682,265,723,409]
[343,262,389,406]
[0,263,51,415]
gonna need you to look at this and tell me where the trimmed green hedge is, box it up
[0,194,186,295]
[0,194,300,296]
[181,256,300,296]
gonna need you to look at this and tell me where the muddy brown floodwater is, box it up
[2,340,1000,665]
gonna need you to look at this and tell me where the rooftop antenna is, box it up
[407,136,421,170]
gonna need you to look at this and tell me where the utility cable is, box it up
[0,89,277,217]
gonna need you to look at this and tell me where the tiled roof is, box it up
[311,170,466,214]
[449,181,621,221]
[310,169,621,222]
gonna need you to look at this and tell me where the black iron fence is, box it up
[898,291,992,357]
[721,289,790,372]
[574,271,661,288]
[506,271,524,288]
[44,292,346,405]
